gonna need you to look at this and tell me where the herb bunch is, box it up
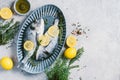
[46,47,84,80]
[0,19,20,45]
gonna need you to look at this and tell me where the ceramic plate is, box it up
[17,4,66,74]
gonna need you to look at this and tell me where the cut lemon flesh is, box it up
[38,35,50,46]
[0,8,13,19]
[66,35,77,47]
[47,25,59,37]
[23,40,34,51]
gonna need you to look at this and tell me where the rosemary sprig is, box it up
[46,47,84,80]
[0,19,20,45]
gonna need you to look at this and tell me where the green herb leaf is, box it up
[46,47,84,80]
[69,65,79,70]
[69,47,84,65]
[0,19,20,45]
[46,58,70,80]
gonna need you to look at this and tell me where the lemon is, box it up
[0,8,13,19]
[66,35,77,47]
[64,48,77,59]
[24,40,34,51]
[0,57,13,70]
[47,25,59,37]
[38,35,50,46]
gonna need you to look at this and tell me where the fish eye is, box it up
[30,26,35,30]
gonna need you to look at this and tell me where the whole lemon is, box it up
[0,57,13,70]
[64,48,77,59]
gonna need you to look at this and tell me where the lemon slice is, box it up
[38,35,50,46]
[23,40,34,51]
[66,35,77,47]
[47,25,59,37]
[0,8,13,19]
[44,33,51,39]
[0,57,13,70]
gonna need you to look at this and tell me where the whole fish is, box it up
[17,18,44,68]
[36,19,59,60]
[35,18,45,60]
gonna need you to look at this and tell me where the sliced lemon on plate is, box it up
[38,35,50,46]
[47,25,59,37]
[0,8,13,19]
[66,35,77,48]
[0,57,13,70]
[23,40,34,51]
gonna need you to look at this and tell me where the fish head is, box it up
[35,18,45,35]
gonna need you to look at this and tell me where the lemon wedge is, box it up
[0,57,13,70]
[38,35,50,46]
[47,25,59,37]
[66,35,77,48]
[0,8,13,19]
[23,40,34,51]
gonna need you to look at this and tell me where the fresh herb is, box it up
[46,47,84,80]
[58,11,66,44]
[0,19,20,45]
[69,47,84,65]
[44,18,48,25]
[58,26,63,44]
[71,22,90,38]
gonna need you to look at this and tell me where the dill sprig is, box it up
[46,47,84,80]
[0,19,20,45]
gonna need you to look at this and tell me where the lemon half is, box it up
[0,8,13,19]
[0,57,13,70]
[66,35,77,48]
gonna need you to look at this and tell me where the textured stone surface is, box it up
[0,0,120,80]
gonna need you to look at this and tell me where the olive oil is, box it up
[15,0,30,14]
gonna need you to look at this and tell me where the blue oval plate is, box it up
[17,4,66,74]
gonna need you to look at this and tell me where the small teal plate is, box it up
[17,4,66,74]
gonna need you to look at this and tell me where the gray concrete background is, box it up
[0,0,120,80]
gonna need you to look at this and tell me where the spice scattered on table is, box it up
[71,22,90,38]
